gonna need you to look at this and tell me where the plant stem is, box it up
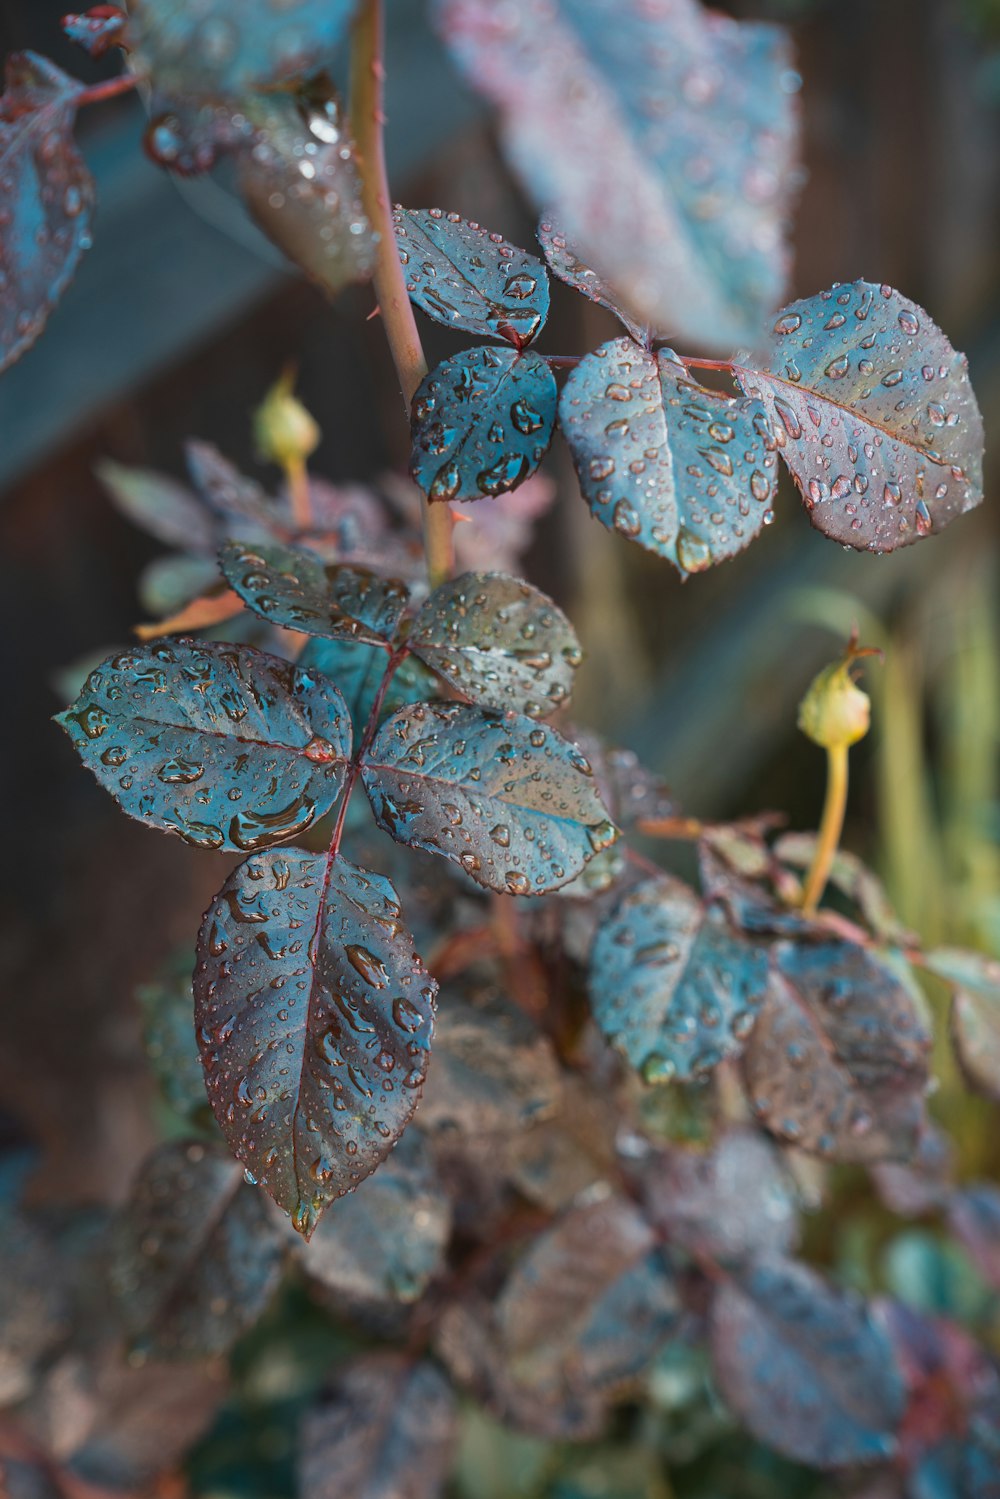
[800,742,849,916]
[76,72,138,108]
[350,0,454,588]
[285,454,313,530]
[679,356,736,374]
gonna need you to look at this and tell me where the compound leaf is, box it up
[0,53,95,374]
[736,282,984,550]
[194,849,436,1236]
[435,0,799,351]
[299,635,437,741]
[923,948,1000,1103]
[395,206,549,347]
[110,1140,286,1359]
[410,346,557,504]
[710,1254,903,1469]
[589,875,769,1082]
[745,941,931,1161]
[56,639,351,853]
[409,572,581,718]
[220,540,409,644]
[560,341,778,574]
[300,1354,458,1499]
[361,701,617,894]
[538,217,648,344]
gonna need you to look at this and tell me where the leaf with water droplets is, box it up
[237,92,375,297]
[435,0,799,351]
[560,341,778,574]
[361,701,617,895]
[776,831,915,947]
[538,218,648,344]
[110,1140,286,1359]
[299,635,437,742]
[710,1253,904,1469]
[923,948,1000,1103]
[62,8,129,58]
[745,941,931,1161]
[299,1354,458,1499]
[409,572,581,717]
[137,951,211,1125]
[98,459,217,553]
[395,206,549,347]
[220,540,409,644]
[736,282,984,551]
[185,439,279,531]
[194,849,436,1236]
[410,346,557,504]
[589,875,769,1083]
[56,639,351,853]
[0,53,95,374]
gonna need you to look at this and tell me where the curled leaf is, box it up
[538,217,648,344]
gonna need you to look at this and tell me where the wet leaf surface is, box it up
[560,341,778,574]
[185,439,279,531]
[409,572,581,718]
[194,849,436,1236]
[395,206,549,347]
[220,541,409,644]
[62,8,129,57]
[361,702,617,894]
[924,948,1000,1103]
[56,639,351,854]
[299,1353,457,1499]
[136,952,212,1124]
[436,0,798,350]
[589,875,769,1082]
[871,1126,955,1218]
[299,635,437,741]
[711,1254,903,1469]
[97,459,217,554]
[538,218,648,344]
[409,346,557,504]
[697,823,813,938]
[736,282,984,551]
[0,54,95,375]
[776,832,915,947]
[110,1140,286,1358]
[745,942,931,1161]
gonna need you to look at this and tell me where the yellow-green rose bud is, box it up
[254,370,320,468]
[798,650,873,750]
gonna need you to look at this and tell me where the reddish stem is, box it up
[75,71,138,108]
[543,354,583,368]
[325,644,409,865]
[678,356,736,374]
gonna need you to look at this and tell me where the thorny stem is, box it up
[350,0,454,588]
[800,741,849,916]
[285,453,313,531]
[75,72,138,108]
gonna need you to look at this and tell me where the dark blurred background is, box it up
[1,0,999,1206]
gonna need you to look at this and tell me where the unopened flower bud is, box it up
[254,369,320,468]
[798,642,876,750]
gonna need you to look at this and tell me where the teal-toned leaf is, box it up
[409,572,581,717]
[56,640,351,853]
[110,1140,286,1358]
[299,635,437,741]
[300,1354,458,1499]
[736,283,984,551]
[98,459,216,554]
[185,440,278,530]
[561,341,778,574]
[220,540,409,644]
[538,217,648,345]
[139,553,220,616]
[745,942,931,1161]
[194,849,436,1236]
[710,1254,903,1469]
[137,952,211,1125]
[410,346,557,504]
[62,9,129,57]
[589,875,769,1082]
[126,0,358,100]
[361,701,617,894]
[395,207,549,348]
[924,948,1000,1102]
[1,54,95,374]
[435,0,799,351]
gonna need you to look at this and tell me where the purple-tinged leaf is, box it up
[776,831,916,948]
[710,1254,903,1469]
[538,217,648,345]
[871,1126,954,1218]
[220,541,409,645]
[745,942,931,1161]
[361,701,617,895]
[948,1187,1000,1291]
[299,636,437,743]
[185,440,278,530]
[237,93,375,297]
[194,849,436,1236]
[55,640,351,853]
[299,1354,457,1499]
[109,1140,285,1359]
[923,948,1000,1102]
[641,1127,799,1262]
[451,471,556,572]
[410,346,557,504]
[698,823,813,938]
[589,875,769,1083]
[126,0,358,101]
[966,1399,1000,1499]
[0,1200,71,1406]
[435,0,799,351]
[735,283,984,551]
[395,207,549,348]
[62,7,129,58]
[297,1129,451,1317]
[0,53,95,374]
[409,572,581,718]
[560,341,778,574]
[97,459,216,554]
